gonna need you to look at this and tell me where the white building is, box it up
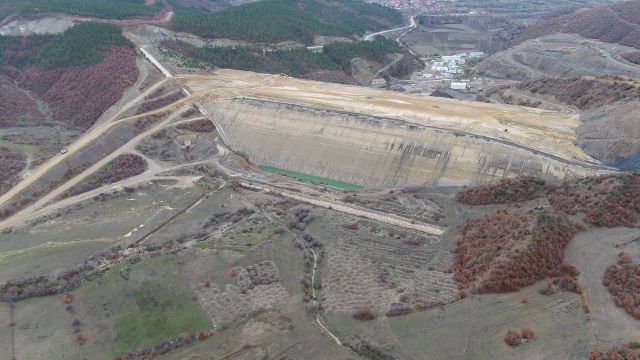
[450,81,469,90]
[442,55,462,62]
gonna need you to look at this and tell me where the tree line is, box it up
[169,0,403,45]
[163,36,405,78]
[0,0,161,21]
[0,22,132,69]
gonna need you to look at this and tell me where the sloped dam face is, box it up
[208,97,609,188]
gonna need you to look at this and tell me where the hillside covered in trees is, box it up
[163,36,418,84]
[6,22,134,69]
[0,0,162,22]
[0,22,138,129]
[454,174,640,294]
[170,0,403,44]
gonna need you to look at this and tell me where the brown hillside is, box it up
[515,76,640,109]
[16,46,138,131]
[0,75,45,127]
[622,51,640,64]
[513,0,640,49]
[455,174,640,293]
[486,77,640,170]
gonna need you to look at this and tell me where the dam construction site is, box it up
[180,69,612,188]
[1,34,637,360]
[5,1,640,359]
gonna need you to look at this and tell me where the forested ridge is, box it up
[170,0,403,44]
[0,0,162,21]
[0,22,132,69]
[0,22,138,130]
[323,38,401,68]
[163,36,406,80]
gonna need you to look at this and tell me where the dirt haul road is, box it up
[0,78,178,208]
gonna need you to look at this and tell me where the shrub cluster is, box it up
[134,113,166,132]
[454,210,577,293]
[622,51,640,65]
[287,206,314,231]
[64,154,147,198]
[516,76,640,109]
[455,174,640,294]
[603,252,640,319]
[113,331,215,360]
[347,339,395,360]
[202,207,254,229]
[176,119,215,133]
[352,304,376,321]
[385,303,413,317]
[587,344,640,360]
[62,292,87,345]
[0,23,138,130]
[19,45,138,130]
[550,174,640,227]
[504,328,536,347]
[458,177,549,205]
[0,246,123,301]
[136,91,185,115]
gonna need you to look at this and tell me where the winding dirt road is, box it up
[0,78,171,208]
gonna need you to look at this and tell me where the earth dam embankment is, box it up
[206,97,610,187]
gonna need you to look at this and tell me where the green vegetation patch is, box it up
[0,0,161,21]
[76,255,211,355]
[196,216,280,251]
[114,280,210,353]
[30,22,131,69]
[324,36,401,68]
[162,36,405,79]
[170,0,402,44]
[0,22,131,69]
[0,36,18,58]
[163,41,338,77]
[259,165,362,190]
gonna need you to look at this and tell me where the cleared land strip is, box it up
[238,182,445,235]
